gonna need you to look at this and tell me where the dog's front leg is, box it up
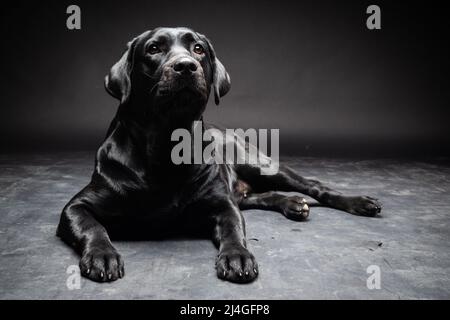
[211,200,258,283]
[57,187,124,282]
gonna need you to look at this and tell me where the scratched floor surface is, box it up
[0,152,449,299]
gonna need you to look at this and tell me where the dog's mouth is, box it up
[150,77,208,122]
[153,77,208,101]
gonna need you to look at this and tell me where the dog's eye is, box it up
[193,44,204,55]
[148,44,161,55]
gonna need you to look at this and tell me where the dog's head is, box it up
[105,27,231,122]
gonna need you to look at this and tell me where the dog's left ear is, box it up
[104,37,139,104]
[198,33,231,105]
[212,57,231,105]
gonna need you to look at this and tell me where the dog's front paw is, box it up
[281,196,310,221]
[347,196,382,217]
[79,246,124,282]
[216,246,258,283]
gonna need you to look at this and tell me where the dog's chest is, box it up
[137,166,212,217]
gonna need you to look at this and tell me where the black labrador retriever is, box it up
[57,27,382,284]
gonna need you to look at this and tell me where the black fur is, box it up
[57,27,381,284]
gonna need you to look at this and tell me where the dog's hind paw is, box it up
[281,196,310,221]
[346,196,382,217]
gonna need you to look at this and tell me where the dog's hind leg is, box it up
[239,192,311,221]
[235,164,382,217]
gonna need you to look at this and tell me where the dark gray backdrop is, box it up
[2,0,449,157]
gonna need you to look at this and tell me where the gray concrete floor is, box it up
[0,152,449,299]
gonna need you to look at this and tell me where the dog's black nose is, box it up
[173,59,197,74]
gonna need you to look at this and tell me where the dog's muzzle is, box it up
[156,56,207,99]
[172,57,198,76]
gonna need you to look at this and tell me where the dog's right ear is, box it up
[104,37,139,104]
